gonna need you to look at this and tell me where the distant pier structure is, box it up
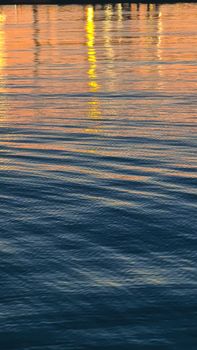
[0,0,197,5]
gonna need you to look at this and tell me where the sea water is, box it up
[0,3,197,349]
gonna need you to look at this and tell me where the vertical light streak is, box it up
[156,9,164,89]
[157,10,163,61]
[86,6,99,93]
[103,5,115,91]
[117,3,123,28]
[86,6,101,124]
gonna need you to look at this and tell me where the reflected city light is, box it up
[104,5,115,91]
[157,10,163,60]
[86,5,101,129]
[117,3,123,27]
[86,6,99,92]
[87,100,101,120]
[156,9,164,89]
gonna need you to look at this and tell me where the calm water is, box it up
[0,3,197,349]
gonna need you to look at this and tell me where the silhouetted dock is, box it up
[0,0,197,4]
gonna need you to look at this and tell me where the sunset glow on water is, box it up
[0,3,197,349]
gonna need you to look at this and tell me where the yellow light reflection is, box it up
[87,100,101,120]
[86,6,99,92]
[117,3,123,27]
[86,5,101,132]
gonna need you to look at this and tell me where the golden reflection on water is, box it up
[86,6,101,136]
[0,3,196,175]
[117,3,123,28]
[86,6,99,93]
[0,3,197,122]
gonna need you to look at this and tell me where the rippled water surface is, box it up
[0,3,197,349]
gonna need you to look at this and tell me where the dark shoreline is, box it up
[0,0,197,4]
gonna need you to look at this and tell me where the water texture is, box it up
[0,3,197,349]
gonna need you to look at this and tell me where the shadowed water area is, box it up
[0,3,197,349]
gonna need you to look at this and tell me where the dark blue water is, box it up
[0,3,197,349]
